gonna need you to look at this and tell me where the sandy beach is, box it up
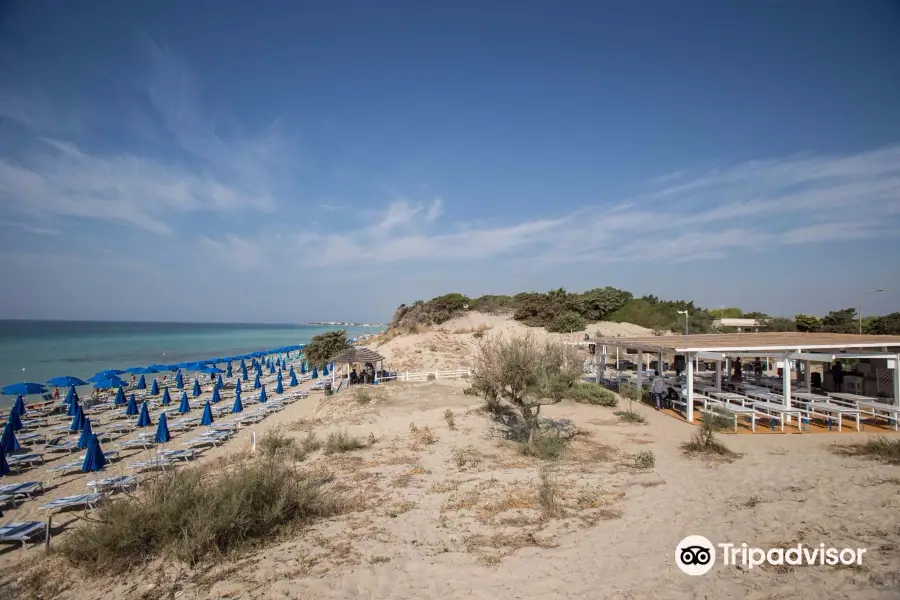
[1,314,899,600]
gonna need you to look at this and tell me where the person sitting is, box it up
[832,360,844,392]
[753,357,763,383]
[349,369,359,385]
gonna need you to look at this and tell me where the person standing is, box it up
[753,358,763,384]
[832,360,844,392]
[651,370,666,411]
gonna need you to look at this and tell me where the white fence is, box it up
[378,369,472,383]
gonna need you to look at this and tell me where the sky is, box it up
[1,0,899,324]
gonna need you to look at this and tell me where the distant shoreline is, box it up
[308,321,387,327]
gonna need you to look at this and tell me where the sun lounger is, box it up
[7,453,44,469]
[39,493,103,514]
[104,422,135,434]
[16,432,46,445]
[235,413,264,426]
[129,458,173,472]
[20,419,49,430]
[86,475,138,493]
[0,521,46,549]
[45,460,85,478]
[159,449,196,462]
[0,481,44,500]
[45,440,79,453]
[120,438,158,450]
[183,433,230,448]
[174,418,201,429]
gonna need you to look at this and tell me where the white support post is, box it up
[636,350,643,393]
[725,357,731,384]
[715,360,722,390]
[686,352,695,422]
[782,353,792,424]
[804,360,811,390]
[658,351,663,375]
[893,354,900,408]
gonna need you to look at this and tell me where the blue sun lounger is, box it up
[45,440,79,453]
[39,493,103,514]
[7,453,44,469]
[0,521,46,549]
[86,475,138,493]
[159,449,196,462]
[0,481,44,500]
[129,457,174,472]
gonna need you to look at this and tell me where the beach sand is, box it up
[1,314,898,600]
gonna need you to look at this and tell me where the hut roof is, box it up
[331,347,386,364]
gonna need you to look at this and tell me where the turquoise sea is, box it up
[0,320,383,408]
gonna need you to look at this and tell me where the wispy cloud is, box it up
[0,42,286,236]
[198,144,900,270]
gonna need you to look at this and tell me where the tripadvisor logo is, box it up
[675,535,867,575]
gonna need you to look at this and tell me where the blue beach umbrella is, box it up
[0,448,10,477]
[64,386,77,405]
[200,401,214,426]
[137,374,147,390]
[216,374,224,390]
[136,402,152,427]
[259,386,268,403]
[300,363,307,374]
[93,377,125,390]
[241,364,249,381]
[77,417,93,450]
[192,379,201,398]
[211,387,221,404]
[330,361,335,372]
[289,370,298,387]
[311,366,318,379]
[240,359,247,369]
[155,412,171,443]
[254,372,261,390]
[125,393,138,416]
[175,371,184,389]
[232,389,243,414]
[178,392,191,414]
[323,363,329,376]
[269,364,276,375]
[13,395,26,417]
[68,396,80,417]
[226,362,233,378]
[2,382,47,396]
[236,379,242,393]
[200,366,224,375]
[1,421,19,454]
[148,364,169,372]
[47,376,88,388]
[161,386,172,405]
[275,379,283,394]
[151,379,160,395]
[69,406,85,432]
[81,434,107,473]
[7,408,23,432]
[114,386,126,406]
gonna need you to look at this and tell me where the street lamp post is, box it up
[858,289,885,334]
[676,310,689,335]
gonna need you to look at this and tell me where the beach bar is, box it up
[592,332,900,432]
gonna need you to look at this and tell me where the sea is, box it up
[0,320,384,408]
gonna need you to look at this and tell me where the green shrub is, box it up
[833,437,900,465]
[547,311,587,333]
[614,410,646,424]
[59,457,348,570]
[570,383,618,407]
[354,388,372,405]
[519,435,568,461]
[323,431,366,454]
[681,408,737,458]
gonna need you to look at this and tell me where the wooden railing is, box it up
[378,369,472,383]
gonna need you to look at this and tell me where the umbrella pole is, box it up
[45,515,52,551]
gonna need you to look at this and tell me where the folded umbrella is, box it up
[155,412,171,443]
[136,374,147,390]
[259,385,268,403]
[232,389,243,414]
[178,392,191,414]
[81,434,107,473]
[192,379,201,398]
[69,406,85,432]
[151,378,160,395]
[114,386,127,406]
[254,372,261,389]
[125,392,138,416]
[161,386,172,406]
[216,374,224,390]
[0,421,19,453]
[275,379,283,394]
[289,370,298,387]
[136,402,152,428]
[0,448,10,477]
[211,387,221,404]
[77,417,93,450]
[200,401,214,426]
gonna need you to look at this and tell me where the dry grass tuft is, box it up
[409,422,438,448]
[323,431,367,455]
[452,445,483,469]
[832,437,900,465]
[444,409,457,430]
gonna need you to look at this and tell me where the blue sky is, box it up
[1,0,899,323]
